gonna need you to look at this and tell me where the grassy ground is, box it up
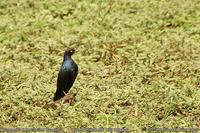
[0,0,200,132]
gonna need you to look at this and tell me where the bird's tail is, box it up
[53,90,65,101]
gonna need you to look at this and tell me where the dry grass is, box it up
[0,0,200,132]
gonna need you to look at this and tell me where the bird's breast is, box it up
[61,60,77,72]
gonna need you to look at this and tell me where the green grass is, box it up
[0,0,200,132]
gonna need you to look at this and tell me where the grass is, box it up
[0,0,200,132]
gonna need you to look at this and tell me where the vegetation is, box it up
[0,0,200,132]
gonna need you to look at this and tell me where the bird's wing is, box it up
[56,70,71,93]
[66,64,78,93]
[54,70,71,101]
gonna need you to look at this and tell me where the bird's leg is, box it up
[53,90,65,101]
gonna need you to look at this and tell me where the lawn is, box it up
[0,0,200,132]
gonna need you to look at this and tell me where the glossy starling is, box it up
[53,48,78,101]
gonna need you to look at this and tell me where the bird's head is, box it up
[64,48,76,56]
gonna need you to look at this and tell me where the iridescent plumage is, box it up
[53,48,78,101]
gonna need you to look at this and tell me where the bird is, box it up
[53,48,78,101]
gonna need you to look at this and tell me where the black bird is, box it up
[53,48,78,101]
